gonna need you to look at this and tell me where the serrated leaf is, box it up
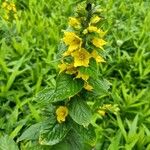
[51,74,84,102]
[39,123,69,146]
[0,135,19,150]
[53,129,92,150]
[35,74,84,104]
[69,97,92,126]
[34,87,55,105]
[17,123,42,142]
[89,78,111,95]
[74,124,96,146]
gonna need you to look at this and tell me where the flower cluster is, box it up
[98,104,120,116]
[1,1,17,20]
[56,6,107,123]
[58,15,107,93]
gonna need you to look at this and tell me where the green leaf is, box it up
[51,74,84,102]
[52,129,92,150]
[89,78,111,95]
[17,123,42,142]
[35,74,84,104]
[0,135,19,150]
[34,87,55,105]
[74,124,96,146]
[69,97,92,126]
[108,130,122,150]
[39,123,69,146]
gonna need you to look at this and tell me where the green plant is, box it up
[17,1,118,149]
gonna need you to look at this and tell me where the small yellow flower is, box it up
[69,17,80,28]
[2,2,8,8]
[91,50,105,63]
[6,5,12,11]
[62,50,71,57]
[97,110,106,116]
[103,104,112,109]
[12,6,17,12]
[56,106,68,123]
[90,16,101,24]
[87,26,99,33]
[84,82,93,91]
[92,38,107,49]
[58,63,77,74]
[58,63,67,73]
[63,32,82,53]
[76,71,89,81]
[71,48,91,67]
[83,29,88,34]
[10,2,15,8]
[83,26,106,37]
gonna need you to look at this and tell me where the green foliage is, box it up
[39,123,69,146]
[17,123,42,142]
[35,74,84,104]
[69,97,92,126]
[51,74,84,102]
[0,135,19,150]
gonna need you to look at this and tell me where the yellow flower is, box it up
[69,17,80,28]
[56,106,68,123]
[63,32,82,53]
[6,5,12,11]
[90,16,101,24]
[87,26,99,33]
[71,48,91,67]
[58,63,77,74]
[10,3,15,8]
[83,29,88,34]
[84,82,93,91]
[97,110,106,116]
[2,2,8,8]
[76,71,89,81]
[83,26,106,37]
[91,50,105,63]
[92,38,107,49]
[62,50,72,57]
[58,63,67,73]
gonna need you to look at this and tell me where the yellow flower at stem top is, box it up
[63,32,82,53]
[56,106,68,123]
[91,50,105,63]
[71,48,91,67]
[69,17,80,28]
[92,38,107,49]
[76,71,89,81]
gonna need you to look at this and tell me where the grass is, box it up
[0,0,150,149]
